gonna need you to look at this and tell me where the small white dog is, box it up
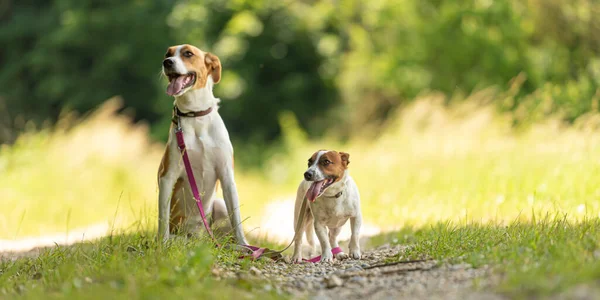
[157,44,247,245]
[291,150,362,263]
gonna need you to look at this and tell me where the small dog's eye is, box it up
[323,160,331,166]
[184,51,193,57]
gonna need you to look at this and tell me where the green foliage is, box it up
[2,0,600,147]
[0,0,176,141]
[337,0,600,127]
[0,0,339,145]
[167,0,339,143]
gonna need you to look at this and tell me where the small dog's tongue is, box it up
[166,76,187,96]
[306,180,325,202]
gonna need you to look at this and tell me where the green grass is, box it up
[370,216,600,298]
[0,233,283,300]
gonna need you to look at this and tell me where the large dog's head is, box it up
[303,150,350,202]
[162,44,221,97]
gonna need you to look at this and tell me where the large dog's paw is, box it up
[237,239,250,247]
[349,247,362,260]
[290,253,303,264]
[320,251,334,263]
[158,232,171,243]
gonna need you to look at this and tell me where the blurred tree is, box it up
[0,0,176,143]
[166,0,339,144]
[337,0,533,128]
[519,0,600,121]
[336,0,600,128]
[2,0,600,151]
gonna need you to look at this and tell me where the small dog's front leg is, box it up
[158,176,177,242]
[304,218,317,257]
[329,227,348,260]
[314,222,333,263]
[349,214,362,259]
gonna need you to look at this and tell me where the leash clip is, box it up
[174,115,185,151]
[175,115,182,132]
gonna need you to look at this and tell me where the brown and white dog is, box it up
[291,150,362,263]
[157,44,247,245]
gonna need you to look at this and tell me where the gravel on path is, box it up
[214,244,504,300]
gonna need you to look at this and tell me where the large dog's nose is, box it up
[163,59,174,68]
[304,171,313,181]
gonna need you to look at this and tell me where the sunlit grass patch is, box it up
[370,216,600,297]
[0,233,283,299]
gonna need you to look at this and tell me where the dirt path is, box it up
[1,220,501,299]
[214,243,503,300]
[0,223,110,263]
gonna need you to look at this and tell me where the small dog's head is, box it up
[162,44,221,97]
[303,150,350,202]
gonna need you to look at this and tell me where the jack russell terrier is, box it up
[157,44,246,245]
[291,150,362,263]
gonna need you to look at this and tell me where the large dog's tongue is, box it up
[166,76,188,96]
[306,180,325,202]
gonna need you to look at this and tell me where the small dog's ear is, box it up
[205,52,221,84]
[340,152,350,168]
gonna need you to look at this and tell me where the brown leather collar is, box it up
[172,106,213,125]
[323,191,343,198]
[174,106,213,117]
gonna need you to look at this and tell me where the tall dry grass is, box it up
[2,92,600,239]
[0,99,161,239]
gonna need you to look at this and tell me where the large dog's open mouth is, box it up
[306,178,335,202]
[166,72,196,96]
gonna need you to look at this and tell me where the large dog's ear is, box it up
[339,152,350,168]
[205,52,221,84]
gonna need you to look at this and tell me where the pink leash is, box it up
[174,111,342,262]
[242,244,343,263]
[175,126,220,247]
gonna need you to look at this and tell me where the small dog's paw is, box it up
[335,252,349,260]
[349,248,361,260]
[320,251,334,263]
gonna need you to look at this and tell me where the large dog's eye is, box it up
[322,160,331,166]
[183,51,194,58]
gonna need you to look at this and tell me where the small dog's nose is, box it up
[163,59,173,68]
[304,171,313,181]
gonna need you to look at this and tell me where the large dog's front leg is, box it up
[349,213,362,259]
[158,175,177,242]
[218,168,248,245]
